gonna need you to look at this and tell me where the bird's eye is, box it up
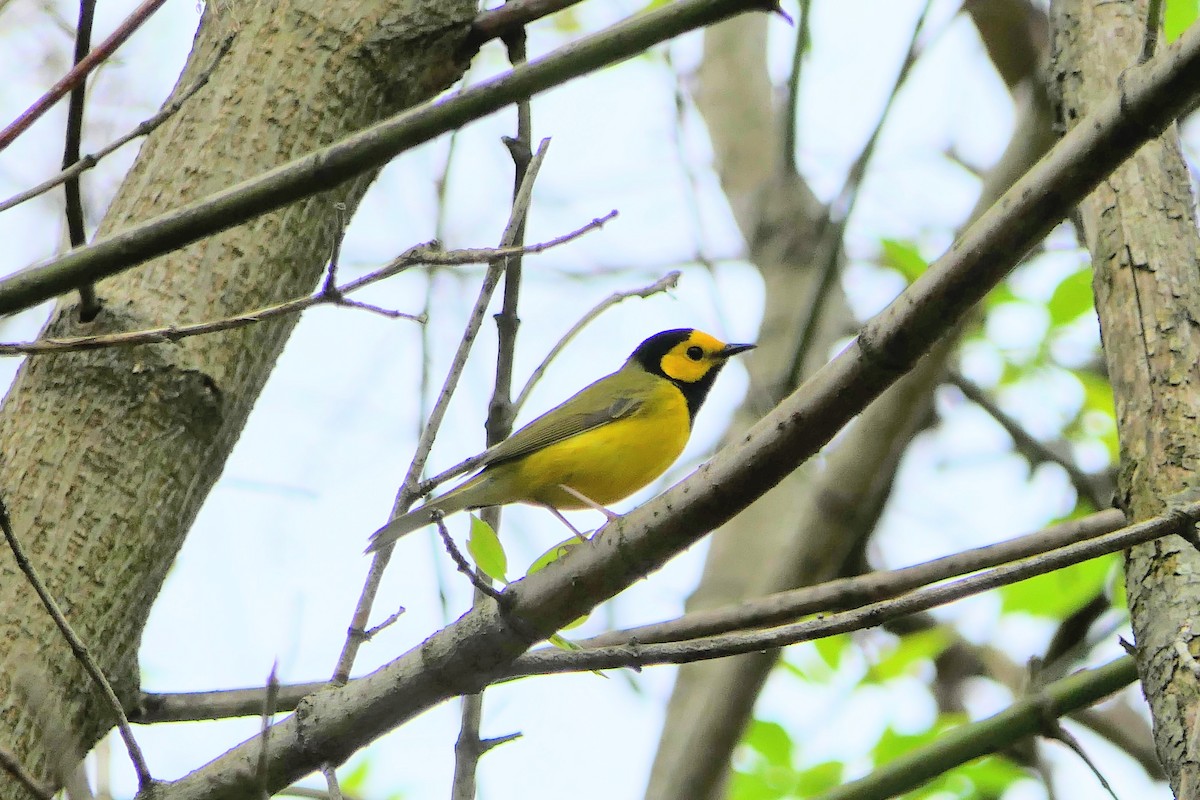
[686,345,704,361]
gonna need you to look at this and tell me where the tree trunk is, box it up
[0,2,475,794]
[1051,1,1200,795]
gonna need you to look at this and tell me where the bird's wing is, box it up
[478,375,644,468]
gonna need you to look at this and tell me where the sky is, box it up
[0,1,1171,798]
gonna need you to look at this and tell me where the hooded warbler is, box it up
[366,328,754,551]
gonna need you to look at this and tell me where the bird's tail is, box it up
[364,481,478,552]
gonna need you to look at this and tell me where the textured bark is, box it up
[1051,1,1200,795]
[645,4,1054,798]
[0,1,475,795]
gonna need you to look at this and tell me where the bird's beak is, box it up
[719,342,756,358]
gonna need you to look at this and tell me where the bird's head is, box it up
[630,329,755,419]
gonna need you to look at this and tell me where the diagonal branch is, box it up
[62,0,100,319]
[0,0,775,317]
[817,656,1138,800]
[130,509,1123,724]
[154,27,1200,793]
[0,0,168,151]
[0,498,152,790]
[0,217,613,357]
[0,35,235,216]
[329,138,553,685]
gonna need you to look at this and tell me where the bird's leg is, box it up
[557,484,622,522]
[544,505,590,543]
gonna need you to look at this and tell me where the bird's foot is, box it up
[558,484,621,522]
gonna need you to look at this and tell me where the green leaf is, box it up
[549,634,608,678]
[812,633,850,672]
[983,281,1019,309]
[1000,553,1116,618]
[744,720,794,768]
[874,714,969,764]
[954,755,1027,794]
[879,239,928,284]
[467,515,508,583]
[527,536,581,575]
[1073,369,1115,418]
[795,761,841,795]
[548,633,580,650]
[729,768,789,800]
[1047,267,1094,325]
[339,759,371,797]
[869,629,951,682]
[1166,0,1198,42]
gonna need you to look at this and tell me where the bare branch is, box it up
[502,504,1192,677]
[0,745,54,800]
[784,0,935,393]
[511,270,680,415]
[466,0,586,54]
[330,138,552,685]
[0,0,768,317]
[0,0,169,151]
[146,34,1200,789]
[0,218,616,357]
[132,509,1125,724]
[436,514,507,604]
[0,497,152,790]
[0,36,235,215]
[255,664,280,800]
[63,0,100,319]
[819,657,1138,800]
[948,370,1108,509]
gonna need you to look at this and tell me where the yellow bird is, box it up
[366,329,754,551]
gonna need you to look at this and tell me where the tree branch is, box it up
[0,0,168,151]
[0,497,152,790]
[816,656,1138,800]
[151,31,1200,791]
[0,0,774,317]
[0,218,613,357]
[131,509,1123,724]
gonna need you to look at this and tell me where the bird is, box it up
[366,328,755,552]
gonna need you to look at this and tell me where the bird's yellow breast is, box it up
[503,379,691,509]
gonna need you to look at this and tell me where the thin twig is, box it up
[435,514,506,604]
[784,0,934,393]
[63,0,100,319]
[361,605,407,640]
[0,0,754,316]
[1143,0,1165,63]
[329,139,552,685]
[0,0,169,151]
[505,504,1199,677]
[425,90,469,629]
[781,0,811,174]
[511,270,680,416]
[131,509,1127,724]
[256,663,280,800]
[464,0,587,55]
[454,30,534,794]
[949,370,1106,509]
[0,745,54,800]
[0,497,153,789]
[664,48,721,292]
[1041,718,1119,800]
[320,764,342,800]
[0,35,234,215]
[0,218,615,358]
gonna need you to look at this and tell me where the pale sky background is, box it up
[0,0,1172,798]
